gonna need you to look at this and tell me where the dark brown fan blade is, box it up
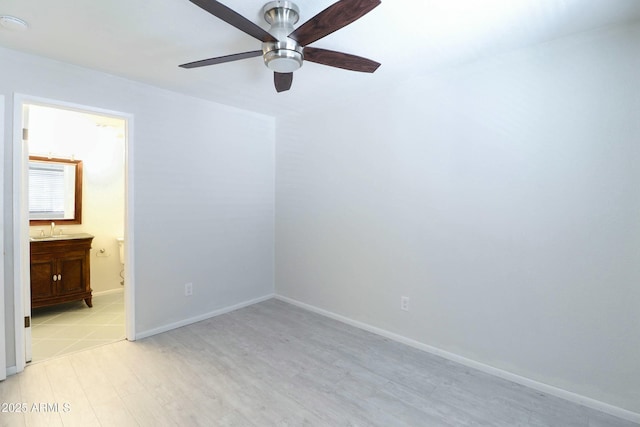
[189,0,277,43]
[304,47,380,73]
[274,72,293,92]
[288,0,380,47]
[179,50,263,68]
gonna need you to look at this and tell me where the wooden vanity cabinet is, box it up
[30,236,93,309]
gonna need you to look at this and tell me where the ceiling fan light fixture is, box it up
[263,39,304,72]
[263,49,303,72]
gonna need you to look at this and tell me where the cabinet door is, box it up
[30,254,56,300]
[58,251,86,295]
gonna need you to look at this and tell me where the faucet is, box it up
[50,222,55,237]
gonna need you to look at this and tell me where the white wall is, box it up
[2,47,275,368]
[28,106,126,293]
[0,95,6,380]
[275,22,640,413]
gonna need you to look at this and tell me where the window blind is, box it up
[29,164,66,218]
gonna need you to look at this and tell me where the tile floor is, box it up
[30,290,125,363]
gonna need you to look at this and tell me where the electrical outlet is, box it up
[400,296,409,311]
[184,282,193,296]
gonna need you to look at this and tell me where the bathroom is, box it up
[26,103,126,362]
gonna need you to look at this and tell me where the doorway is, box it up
[13,96,135,370]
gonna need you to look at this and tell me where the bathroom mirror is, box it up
[28,156,83,225]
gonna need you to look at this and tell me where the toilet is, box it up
[116,237,124,285]
[116,237,125,264]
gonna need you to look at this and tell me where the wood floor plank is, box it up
[0,374,26,427]
[17,362,63,427]
[44,357,100,426]
[67,348,139,426]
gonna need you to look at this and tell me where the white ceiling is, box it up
[1,0,639,117]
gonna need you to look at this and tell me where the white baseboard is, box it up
[6,365,18,376]
[92,288,124,297]
[275,294,640,424]
[136,293,275,340]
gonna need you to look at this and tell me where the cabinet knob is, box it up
[58,274,62,281]
[53,275,57,281]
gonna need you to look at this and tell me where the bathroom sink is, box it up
[30,233,94,242]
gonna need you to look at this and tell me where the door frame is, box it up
[12,94,136,372]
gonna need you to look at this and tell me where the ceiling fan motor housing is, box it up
[262,1,304,73]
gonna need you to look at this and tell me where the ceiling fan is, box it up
[179,0,381,92]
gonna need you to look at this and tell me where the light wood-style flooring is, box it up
[0,299,637,426]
